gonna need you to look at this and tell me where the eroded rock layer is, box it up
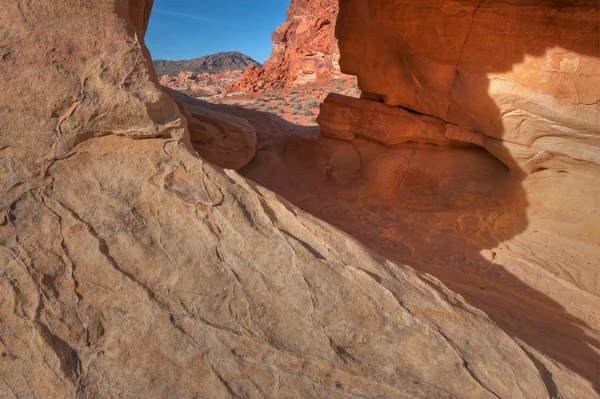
[159,70,243,97]
[225,0,341,93]
[335,0,600,174]
[0,0,599,398]
[318,93,485,147]
[240,0,600,394]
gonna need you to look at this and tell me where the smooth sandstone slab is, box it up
[318,93,484,147]
[167,88,257,170]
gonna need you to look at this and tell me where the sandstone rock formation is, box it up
[240,0,600,394]
[318,93,485,147]
[224,0,341,93]
[159,70,243,97]
[334,0,600,175]
[1,0,599,398]
[168,88,257,170]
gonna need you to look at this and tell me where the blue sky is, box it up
[146,0,290,63]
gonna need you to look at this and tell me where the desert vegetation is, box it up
[201,76,360,126]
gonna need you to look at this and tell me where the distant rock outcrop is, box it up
[225,0,341,93]
[158,70,243,97]
[153,51,260,76]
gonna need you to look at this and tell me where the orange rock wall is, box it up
[225,0,341,93]
[334,0,600,174]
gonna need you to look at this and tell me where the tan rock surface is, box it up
[167,88,257,170]
[0,0,599,398]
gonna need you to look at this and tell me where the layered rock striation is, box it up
[0,0,599,398]
[242,0,600,394]
[331,0,600,175]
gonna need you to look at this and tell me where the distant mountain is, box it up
[153,52,261,76]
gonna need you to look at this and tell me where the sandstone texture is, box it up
[318,93,484,147]
[1,0,599,399]
[168,88,257,170]
[241,0,600,395]
[334,0,600,175]
[225,0,342,93]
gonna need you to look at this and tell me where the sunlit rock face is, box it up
[225,0,341,93]
[242,0,600,393]
[1,0,599,398]
[334,0,600,174]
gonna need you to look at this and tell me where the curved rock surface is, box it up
[167,88,257,170]
[240,0,600,394]
[335,0,600,174]
[0,0,599,398]
[317,93,485,147]
[225,0,341,93]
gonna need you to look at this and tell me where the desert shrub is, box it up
[291,109,299,115]
[309,117,317,123]
[291,104,302,110]
[276,108,285,114]
[302,109,313,116]
[305,99,319,108]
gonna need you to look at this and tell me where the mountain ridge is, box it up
[153,51,261,76]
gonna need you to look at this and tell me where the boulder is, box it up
[167,88,257,170]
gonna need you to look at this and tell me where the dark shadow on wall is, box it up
[230,0,600,390]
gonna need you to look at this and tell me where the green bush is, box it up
[276,108,285,114]
[302,109,313,116]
